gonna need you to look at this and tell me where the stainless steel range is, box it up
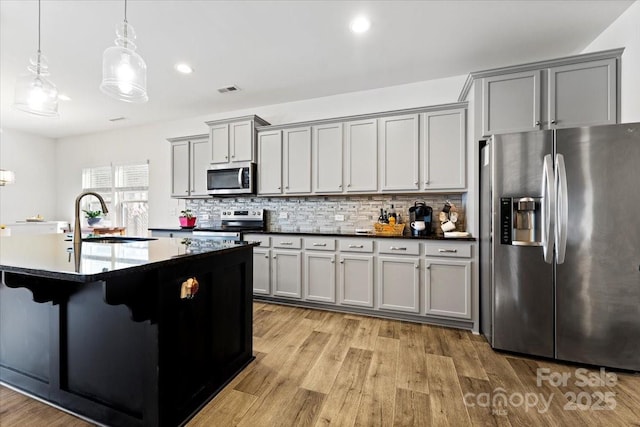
[192,209,265,241]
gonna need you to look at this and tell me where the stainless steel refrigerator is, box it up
[480,122,640,371]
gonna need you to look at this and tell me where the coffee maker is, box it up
[408,202,433,236]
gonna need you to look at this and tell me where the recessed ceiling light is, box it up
[58,94,71,101]
[175,63,193,74]
[349,16,371,34]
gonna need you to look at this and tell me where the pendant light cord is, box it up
[36,0,41,73]
[124,0,128,24]
[123,0,128,47]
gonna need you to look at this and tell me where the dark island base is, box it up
[0,247,254,427]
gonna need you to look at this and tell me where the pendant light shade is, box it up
[13,0,59,117]
[0,170,16,186]
[100,0,148,103]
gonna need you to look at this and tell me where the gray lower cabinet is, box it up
[423,242,472,320]
[377,256,420,313]
[339,254,374,308]
[271,250,302,298]
[304,252,336,303]
[253,248,271,295]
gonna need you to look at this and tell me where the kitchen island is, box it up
[0,234,255,427]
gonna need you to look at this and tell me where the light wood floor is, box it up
[2,302,639,426]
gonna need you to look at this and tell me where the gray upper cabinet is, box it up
[283,127,312,194]
[344,119,378,192]
[313,123,343,193]
[209,123,230,164]
[473,50,622,137]
[421,109,466,190]
[257,130,283,195]
[168,134,210,198]
[379,114,419,192]
[482,70,541,136]
[548,58,617,129]
[206,115,269,164]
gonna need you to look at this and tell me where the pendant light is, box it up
[0,170,16,186]
[13,0,59,117]
[100,0,148,103]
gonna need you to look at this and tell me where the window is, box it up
[82,162,149,236]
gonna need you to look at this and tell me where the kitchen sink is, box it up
[65,236,157,244]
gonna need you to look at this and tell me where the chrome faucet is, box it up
[73,191,109,245]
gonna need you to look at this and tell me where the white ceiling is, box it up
[0,0,634,139]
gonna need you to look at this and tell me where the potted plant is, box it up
[179,209,197,228]
[83,209,102,226]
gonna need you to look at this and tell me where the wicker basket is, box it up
[373,223,405,236]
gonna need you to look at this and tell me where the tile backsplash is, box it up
[187,194,465,235]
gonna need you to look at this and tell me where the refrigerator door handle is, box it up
[542,154,555,263]
[555,154,568,264]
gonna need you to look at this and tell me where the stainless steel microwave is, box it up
[207,162,256,195]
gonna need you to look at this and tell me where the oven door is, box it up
[207,162,255,195]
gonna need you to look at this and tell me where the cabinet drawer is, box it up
[245,234,270,247]
[339,239,374,253]
[273,236,302,249]
[377,239,420,256]
[304,237,336,251]
[424,242,472,258]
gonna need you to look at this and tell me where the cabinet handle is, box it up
[232,155,236,158]
[551,119,558,125]
[312,243,327,247]
[225,155,228,159]
[185,190,189,193]
[347,184,351,187]
[331,259,335,264]
[340,259,344,264]
[390,246,407,251]
[426,265,431,270]
[277,186,281,190]
[348,244,364,248]
[273,255,277,259]
[264,255,269,258]
[425,180,430,185]
[285,186,289,190]
[535,120,541,126]
[415,264,419,269]
[414,181,418,186]
[338,185,342,189]
[438,248,458,253]
[280,242,293,245]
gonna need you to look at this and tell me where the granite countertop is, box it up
[245,229,476,241]
[0,234,256,282]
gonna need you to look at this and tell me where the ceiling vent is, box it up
[217,85,241,94]
[109,116,126,122]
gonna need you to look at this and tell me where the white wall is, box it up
[54,75,466,227]
[0,129,58,225]
[583,0,640,122]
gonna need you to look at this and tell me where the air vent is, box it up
[217,85,241,94]
[109,117,126,122]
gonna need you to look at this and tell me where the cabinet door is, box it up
[272,250,302,298]
[253,248,271,295]
[230,120,254,162]
[209,123,230,164]
[421,109,466,190]
[424,259,471,319]
[313,123,343,193]
[190,137,211,196]
[378,256,420,313]
[170,140,190,197]
[257,130,283,195]
[283,127,312,194]
[339,254,374,307]
[304,252,336,303]
[548,59,617,129]
[482,70,541,136]
[380,114,419,191]
[344,119,377,192]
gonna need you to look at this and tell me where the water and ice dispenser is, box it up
[500,197,542,245]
